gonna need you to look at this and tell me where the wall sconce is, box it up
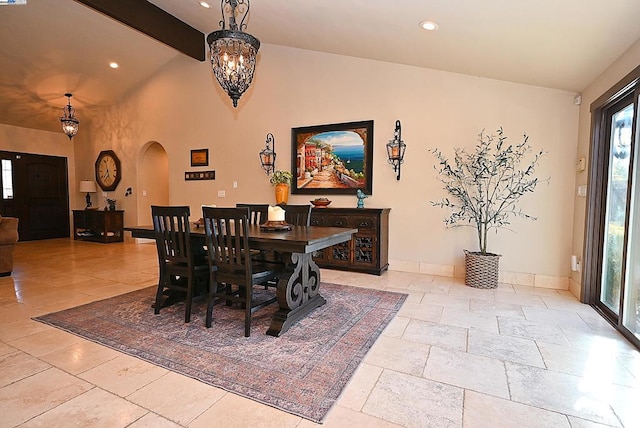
[259,132,276,175]
[386,120,406,180]
[79,180,97,209]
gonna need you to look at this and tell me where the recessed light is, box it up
[419,20,439,31]
[199,1,210,8]
[109,62,119,69]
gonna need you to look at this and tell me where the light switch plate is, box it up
[577,184,587,197]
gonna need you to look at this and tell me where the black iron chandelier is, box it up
[60,93,79,140]
[259,132,276,175]
[207,0,260,108]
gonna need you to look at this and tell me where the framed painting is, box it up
[291,120,373,195]
[190,149,209,167]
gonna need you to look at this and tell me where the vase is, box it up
[464,250,501,289]
[275,183,289,205]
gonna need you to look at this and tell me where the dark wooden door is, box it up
[0,151,70,240]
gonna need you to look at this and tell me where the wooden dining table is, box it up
[125,223,357,336]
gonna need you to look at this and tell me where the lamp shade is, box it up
[79,180,97,193]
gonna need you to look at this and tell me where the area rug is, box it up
[34,283,406,423]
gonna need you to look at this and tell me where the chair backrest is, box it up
[151,205,193,267]
[236,203,269,225]
[203,206,252,281]
[281,204,312,226]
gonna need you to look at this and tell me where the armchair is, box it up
[0,215,19,276]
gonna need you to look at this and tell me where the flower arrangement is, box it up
[270,170,293,186]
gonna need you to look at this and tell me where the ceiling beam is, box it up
[74,0,205,61]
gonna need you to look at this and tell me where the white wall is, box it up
[84,44,579,284]
[571,38,640,298]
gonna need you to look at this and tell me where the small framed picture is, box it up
[190,149,209,167]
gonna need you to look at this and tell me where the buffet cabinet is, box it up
[72,209,124,243]
[310,207,390,275]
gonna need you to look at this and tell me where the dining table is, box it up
[125,223,357,336]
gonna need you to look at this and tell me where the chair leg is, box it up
[244,284,251,337]
[225,283,233,306]
[154,278,164,315]
[206,279,217,328]
[184,277,193,323]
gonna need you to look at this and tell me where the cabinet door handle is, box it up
[335,221,344,226]
[359,222,369,227]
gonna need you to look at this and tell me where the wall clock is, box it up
[95,150,121,191]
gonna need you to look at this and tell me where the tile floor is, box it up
[1,238,639,427]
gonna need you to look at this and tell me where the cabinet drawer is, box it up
[309,216,325,227]
[351,216,377,231]
[327,216,349,228]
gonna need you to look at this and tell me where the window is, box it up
[1,159,13,199]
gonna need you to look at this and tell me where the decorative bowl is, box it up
[311,198,332,208]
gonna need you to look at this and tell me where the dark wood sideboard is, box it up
[72,209,124,243]
[310,207,390,275]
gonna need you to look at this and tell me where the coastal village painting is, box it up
[292,120,373,194]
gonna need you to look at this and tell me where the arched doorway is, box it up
[137,142,169,225]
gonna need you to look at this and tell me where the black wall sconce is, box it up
[386,120,406,180]
[259,132,276,175]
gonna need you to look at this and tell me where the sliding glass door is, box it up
[599,100,633,316]
[585,68,639,349]
[622,97,640,339]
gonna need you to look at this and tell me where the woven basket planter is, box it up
[464,250,501,289]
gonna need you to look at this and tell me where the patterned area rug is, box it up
[34,283,406,423]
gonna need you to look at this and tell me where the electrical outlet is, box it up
[217,190,226,198]
[233,181,238,189]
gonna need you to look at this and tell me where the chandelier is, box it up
[60,93,79,140]
[207,0,260,108]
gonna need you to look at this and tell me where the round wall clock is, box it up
[95,150,121,191]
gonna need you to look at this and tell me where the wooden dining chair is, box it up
[151,205,209,323]
[202,206,281,336]
[235,203,269,225]
[280,204,312,226]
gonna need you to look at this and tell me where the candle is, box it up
[267,205,285,222]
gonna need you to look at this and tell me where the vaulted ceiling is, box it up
[1,0,639,134]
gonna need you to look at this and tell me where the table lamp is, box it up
[79,180,97,209]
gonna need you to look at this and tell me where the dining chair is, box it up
[151,205,209,323]
[235,203,269,225]
[280,204,312,226]
[202,206,281,336]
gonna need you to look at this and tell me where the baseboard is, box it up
[569,277,582,299]
[388,259,569,290]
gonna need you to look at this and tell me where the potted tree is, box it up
[270,170,293,204]
[431,127,545,288]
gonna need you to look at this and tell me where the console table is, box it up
[73,209,124,243]
[310,207,390,275]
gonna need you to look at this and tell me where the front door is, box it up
[0,151,70,240]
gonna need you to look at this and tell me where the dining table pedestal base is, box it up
[267,252,326,337]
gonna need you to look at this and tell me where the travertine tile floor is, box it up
[1,238,639,427]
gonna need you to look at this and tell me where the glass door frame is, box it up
[583,65,640,349]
